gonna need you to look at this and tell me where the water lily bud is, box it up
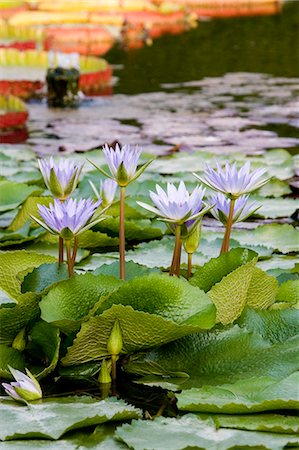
[12,328,26,352]
[98,360,112,384]
[2,367,42,403]
[107,319,123,356]
[184,222,201,255]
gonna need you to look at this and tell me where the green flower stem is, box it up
[175,240,182,277]
[120,186,126,280]
[65,241,74,278]
[111,354,117,382]
[169,225,181,276]
[220,198,236,255]
[59,236,64,263]
[187,253,192,279]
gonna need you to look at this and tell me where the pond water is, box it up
[19,0,298,156]
[107,0,299,95]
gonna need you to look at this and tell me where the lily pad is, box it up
[276,280,299,305]
[0,181,43,213]
[0,345,25,379]
[0,396,141,441]
[9,196,52,232]
[61,304,205,366]
[116,414,299,450]
[94,261,159,280]
[21,263,69,294]
[176,372,299,413]
[40,273,123,334]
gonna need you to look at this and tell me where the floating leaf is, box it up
[95,217,166,241]
[237,307,299,344]
[0,251,55,300]
[177,372,299,413]
[8,197,52,232]
[27,321,60,379]
[22,242,89,262]
[77,230,119,249]
[21,263,69,294]
[0,396,141,441]
[62,304,204,366]
[276,280,299,305]
[246,267,278,309]
[125,326,299,383]
[0,345,25,379]
[0,181,43,213]
[96,274,216,328]
[40,273,123,334]
[94,261,159,280]
[208,259,257,324]
[116,415,299,450]
[190,248,257,292]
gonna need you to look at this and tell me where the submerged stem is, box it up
[220,198,235,255]
[120,187,126,280]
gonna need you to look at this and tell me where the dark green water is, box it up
[107,0,299,95]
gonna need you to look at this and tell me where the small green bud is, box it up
[49,168,64,198]
[60,227,74,241]
[107,319,123,356]
[12,328,26,352]
[116,162,129,187]
[98,360,112,384]
[183,222,202,254]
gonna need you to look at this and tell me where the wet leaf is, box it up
[0,181,43,213]
[0,345,25,379]
[21,263,69,294]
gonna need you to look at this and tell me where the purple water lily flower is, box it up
[90,144,153,187]
[38,157,83,200]
[193,161,269,199]
[31,198,103,239]
[2,366,42,403]
[89,178,118,207]
[209,192,261,225]
[137,182,210,227]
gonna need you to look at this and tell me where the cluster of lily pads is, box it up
[0,143,298,449]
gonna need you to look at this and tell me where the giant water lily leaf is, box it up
[0,396,141,441]
[198,412,299,434]
[190,248,257,292]
[21,263,69,294]
[0,345,25,379]
[96,274,216,327]
[40,273,123,334]
[124,326,299,383]
[237,307,299,344]
[27,321,60,379]
[0,181,43,213]
[77,230,119,249]
[116,415,299,450]
[177,372,299,413]
[0,251,55,300]
[61,304,204,366]
[0,293,40,345]
[8,197,52,232]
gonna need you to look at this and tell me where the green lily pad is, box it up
[252,196,298,218]
[0,293,40,345]
[95,217,166,241]
[77,230,119,249]
[237,307,299,344]
[22,242,89,263]
[21,263,69,294]
[96,273,216,327]
[177,372,299,413]
[61,304,203,366]
[257,178,291,197]
[0,251,55,300]
[276,280,299,305]
[0,396,141,441]
[190,248,257,292]
[199,412,299,434]
[124,326,299,383]
[116,414,299,450]
[0,345,25,379]
[40,273,123,334]
[27,321,60,379]
[9,196,52,232]
[94,261,159,280]
[0,181,43,213]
